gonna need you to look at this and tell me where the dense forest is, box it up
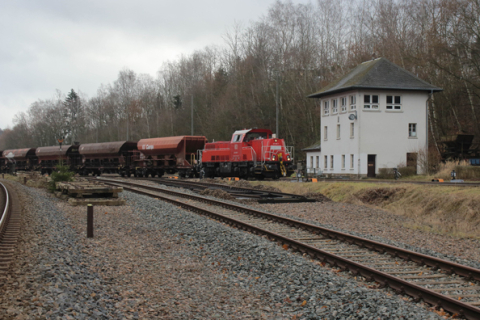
[1,0,479,161]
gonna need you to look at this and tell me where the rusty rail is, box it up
[98,177,480,319]
[0,181,21,274]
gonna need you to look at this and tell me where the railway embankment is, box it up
[247,180,480,239]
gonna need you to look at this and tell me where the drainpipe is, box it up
[357,92,361,179]
[426,90,433,174]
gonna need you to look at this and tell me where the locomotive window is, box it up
[245,132,267,141]
[233,134,242,142]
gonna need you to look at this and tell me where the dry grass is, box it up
[427,160,480,181]
[1,173,49,189]
[247,180,480,239]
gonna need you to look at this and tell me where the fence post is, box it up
[87,204,94,238]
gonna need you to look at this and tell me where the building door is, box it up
[407,153,418,174]
[367,154,376,177]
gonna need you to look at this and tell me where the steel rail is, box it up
[98,177,480,281]
[0,182,10,236]
[98,178,480,319]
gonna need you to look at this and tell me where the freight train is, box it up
[0,128,295,180]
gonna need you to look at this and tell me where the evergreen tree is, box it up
[63,89,82,144]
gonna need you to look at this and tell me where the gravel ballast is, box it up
[0,182,447,319]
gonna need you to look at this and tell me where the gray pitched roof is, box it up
[301,140,321,152]
[308,58,442,98]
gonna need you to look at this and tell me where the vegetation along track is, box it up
[97,177,480,319]
[0,181,21,274]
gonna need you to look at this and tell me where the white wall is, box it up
[319,90,428,176]
[305,151,321,174]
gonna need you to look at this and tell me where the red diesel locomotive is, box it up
[200,128,295,179]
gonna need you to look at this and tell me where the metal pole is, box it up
[191,95,194,136]
[126,105,129,141]
[87,204,94,238]
[276,72,279,137]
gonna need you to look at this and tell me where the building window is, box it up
[350,95,356,110]
[342,155,345,169]
[409,123,417,137]
[341,97,347,112]
[364,95,379,109]
[323,101,330,115]
[350,123,354,138]
[386,95,401,110]
[332,99,338,114]
[316,156,319,168]
[350,154,354,169]
[330,155,334,169]
[336,124,341,139]
[324,155,328,169]
[310,156,313,168]
[324,126,328,140]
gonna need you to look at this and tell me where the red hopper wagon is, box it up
[131,135,207,178]
[2,148,38,173]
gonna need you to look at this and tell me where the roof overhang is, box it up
[308,86,443,99]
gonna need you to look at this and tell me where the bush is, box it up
[377,166,416,179]
[398,166,416,177]
[47,164,75,192]
[377,168,395,179]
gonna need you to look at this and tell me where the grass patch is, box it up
[247,180,480,239]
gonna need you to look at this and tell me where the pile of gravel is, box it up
[304,192,332,203]
[199,188,236,201]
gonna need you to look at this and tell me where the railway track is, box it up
[287,177,480,187]
[97,177,480,319]
[0,181,21,274]
[132,177,316,203]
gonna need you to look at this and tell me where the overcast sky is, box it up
[0,0,311,130]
